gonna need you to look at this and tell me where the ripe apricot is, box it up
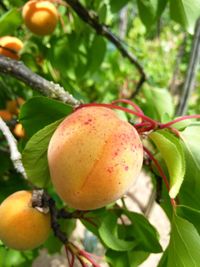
[0,36,23,60]
[48,106,143,210]
[0,110,12,121]
[22,0,59,36]
[0,191,51,250]
[6,97,25,115]
[13,123,25,138]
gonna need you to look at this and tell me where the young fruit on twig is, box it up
[0,36,23,60]
[22,0,59,36]
[48,106,143,210]
[13,123,25,138]
[0,191,51,250]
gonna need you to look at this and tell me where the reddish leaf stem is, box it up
[65,242,101,267]
[78,103,158,128]
[112,98,144,115]
[79,250,101,267]
[77,256,88,267]
[143,146,176,207]
[160,115,200,129]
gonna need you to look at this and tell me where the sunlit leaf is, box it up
[0,8,22,36]
[99,213,137,251]
[179,125,200,209]
[167,213,200,267]
[143,87,174,122]
[170,0,200,34]
[124,210,162,253]
[150,130,185,198]
[176,205,200,235]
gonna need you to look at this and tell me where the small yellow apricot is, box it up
[48,106,143,210]
[13,123,25,138]
[0,36,23,60]
[0,191,51,250]
[0,109,12,121]
[6,97,25,115]
[22,0,59,36]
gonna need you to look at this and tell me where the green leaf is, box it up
[99,3,107,23]
[49,35,76,74]
[0,151,11,175]
[150,130,185,198]
[128,250,149,267]
[172,118,193,130]
[143,87,174,121]
[106,249,149,267]
[19,97,72,137]
[87,36,107,74]
[98,213,137,251]
[167,213,200,267]
[157,247,168,267]
[137,0,158,29]
[156,0,168,18]
[176,205,200,235]
[124,210,162,253]
[0,248,35,267]
[110,0,130,13]
[44,233,62,254]
[0,8,23,36]
[106,250,129,267]
[81,208,107,236]
[179,125,200,209]
[22,120,62,187]
[169,0,200,34]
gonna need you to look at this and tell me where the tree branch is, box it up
[65,0,146,96]
[0,117,27,179]
[0,55,80,107]
[176,18,200,115]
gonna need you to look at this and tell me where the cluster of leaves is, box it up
[0,0,200,267]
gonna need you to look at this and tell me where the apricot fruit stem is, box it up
[66,242,101,267]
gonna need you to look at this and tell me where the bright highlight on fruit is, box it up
[22,0,59,36]
[48,106,143,210]
[0,36,23,60]
[0,191,51,250]
[13,123,25,138]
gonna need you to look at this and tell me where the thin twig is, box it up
[64,0,146,96]
[0,55,80,107]
[0,117,27,179]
